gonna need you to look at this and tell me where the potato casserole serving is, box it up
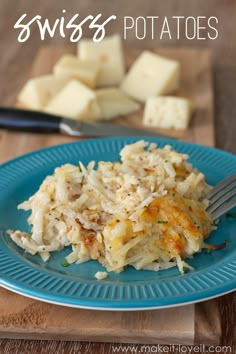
[8,141,214,275]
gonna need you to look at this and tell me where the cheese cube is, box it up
[53,54,100,88]
[18,74,70,110]
[78,34,125,86]
[95,271,108,280]
[44,80,100,120]
[121,51,180,102]
[85,100,102,121]
[95,88,140,120]
[143,97,192,130]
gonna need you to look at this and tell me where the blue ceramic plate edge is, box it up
[0,137,235,310]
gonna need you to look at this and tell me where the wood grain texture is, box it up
[0,288,195,345]
[0,286,222,346]
[0,0,235,353]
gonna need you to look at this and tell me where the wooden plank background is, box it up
[0,286,222,346]
[0,44,220,345]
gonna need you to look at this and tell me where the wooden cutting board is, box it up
[0,287,221,345]
[0,46,220,345]
[1,46,215,164]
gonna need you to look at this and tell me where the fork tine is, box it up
[207,189,236,214]
[210,195,236,220]
[208,181,236,205]
[207,174,236,199]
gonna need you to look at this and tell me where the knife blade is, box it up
[0,107,176,139]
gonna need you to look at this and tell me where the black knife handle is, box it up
[0,107,62,134]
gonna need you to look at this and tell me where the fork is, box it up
[206,174,236,220]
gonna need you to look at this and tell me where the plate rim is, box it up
[0,136,236,171]
[0,281,235,311]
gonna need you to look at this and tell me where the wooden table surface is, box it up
[0,1,235,353]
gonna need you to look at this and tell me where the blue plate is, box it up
[0,137,235,310]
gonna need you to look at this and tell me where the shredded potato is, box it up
[8,141,213,274]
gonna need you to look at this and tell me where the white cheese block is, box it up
[44,80,100,120]
[143,96,193,130]
[78,34,125,86]
[95,88,140,120]
[85,99,103,121]
[18,74,70,110]
[53,54,100,88]
[121,51,180,102]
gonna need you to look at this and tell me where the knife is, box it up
[0,107,175,139]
